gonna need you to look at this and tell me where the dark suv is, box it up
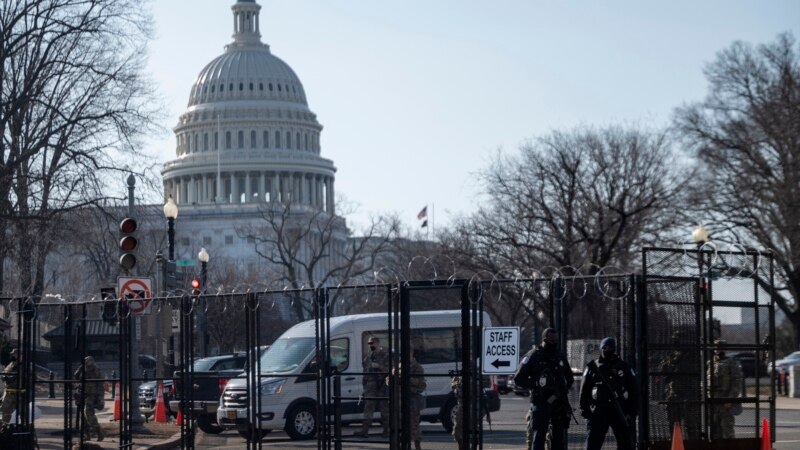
[170,354,248,433]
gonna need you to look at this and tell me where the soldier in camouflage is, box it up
[659,331,700,438]
[355,336,390,438]
[387,347,427,450]
[0,349,21,425]
[451,375,464,450]
[75,356,105,441]
[707,339,742,440]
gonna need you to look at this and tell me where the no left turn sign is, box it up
[118,277,153,315]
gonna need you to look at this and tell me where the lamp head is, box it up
[163,195,178,219]
[692,224,708,244]
[198,247,209,263]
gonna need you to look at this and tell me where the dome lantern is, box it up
[231,0,262,46]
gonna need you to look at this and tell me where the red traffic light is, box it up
[119,217,137,234]
[191,279,201,289]
[119,236,137,251]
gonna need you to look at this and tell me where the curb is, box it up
[135,432,182,450]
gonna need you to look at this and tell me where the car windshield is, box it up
[192,358,217,372]
[259,337,316,373]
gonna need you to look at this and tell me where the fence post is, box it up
[48,372,55,399]
[334,375,342,450]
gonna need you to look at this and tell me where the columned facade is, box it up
[164,170,336,211]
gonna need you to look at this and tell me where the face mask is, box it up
[602,348,614,359]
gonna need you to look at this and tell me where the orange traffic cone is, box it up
[175,408,182,426]
[112,383,121,421]
[154,382,168,423]
[670,422,685,450]
[760,418,771,450]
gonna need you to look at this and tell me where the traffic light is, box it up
[191,278,201,298]
[119,217,138,272]
[100,287,118,325]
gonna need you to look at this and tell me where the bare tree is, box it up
[440,125,689,327]
[0,0,162,296]
[235,202,400,321]
[674,32,800,346]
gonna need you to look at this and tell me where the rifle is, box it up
[544,367,579,425]
[586,360,627,425]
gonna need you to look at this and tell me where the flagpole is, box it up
[431,202,434,237]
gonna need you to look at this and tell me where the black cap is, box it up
[600,337,617,349]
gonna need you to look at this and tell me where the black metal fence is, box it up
[0,246,776,449]
[641,247,775,448]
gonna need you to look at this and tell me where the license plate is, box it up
[227,410,237,420]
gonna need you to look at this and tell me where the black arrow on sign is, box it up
[491,359,511,369]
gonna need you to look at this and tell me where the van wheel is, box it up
[237,426,271,441]
[197,414,224,434]
[440,397,457,433]
[285,404,316,440]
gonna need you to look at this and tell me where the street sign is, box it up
[482,327,520,374]
[118,277,153,316]
[176,259,195,267]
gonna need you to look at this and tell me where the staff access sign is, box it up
[482,327,520,374]
[118,277,153,316]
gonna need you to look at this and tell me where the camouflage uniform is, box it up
[75,357,105,441]
[660,349,701,438]
[707,352,742,440]
[0,349,20,424]
[388,357,426,450]
[451,376,464,450]
[356,346,390,436]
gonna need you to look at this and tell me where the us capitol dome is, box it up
[158,0,343,269]
[162,0,335,214]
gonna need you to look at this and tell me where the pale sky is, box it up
[145,0,800,231]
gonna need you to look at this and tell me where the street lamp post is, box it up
[163,196,179,369]
[198,247,209,357]
[164,196,178,261]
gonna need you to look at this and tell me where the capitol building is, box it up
[159,0,346,276]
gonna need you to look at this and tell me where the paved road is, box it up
[191,393,800,450]
[195,394,532,449]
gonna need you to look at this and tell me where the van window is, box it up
[363,327,462,365]
[329,337,350,372]
[259,337,316,373]
[412,328,461,365]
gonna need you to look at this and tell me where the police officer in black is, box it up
[580,337,639,450]
[513,328,574,450]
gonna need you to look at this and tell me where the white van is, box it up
[216,310,499,440]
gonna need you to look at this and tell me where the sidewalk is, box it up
[32,398,180,450]
[776,395,800,410]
